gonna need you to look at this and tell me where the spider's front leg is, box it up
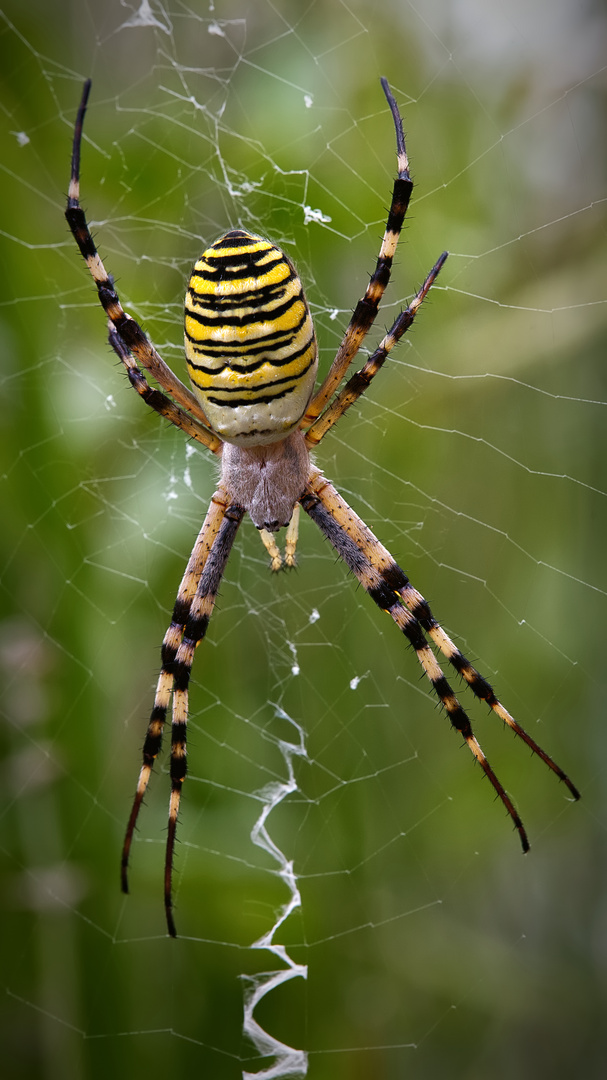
[162,502,244,935]
[121,489,244,937]
[300,470,579,849]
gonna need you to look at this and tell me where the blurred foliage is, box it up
[0,1,606,1078]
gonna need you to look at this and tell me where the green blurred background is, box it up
[1,1,606,1077]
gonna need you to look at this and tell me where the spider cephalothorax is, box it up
[66,78,579,937]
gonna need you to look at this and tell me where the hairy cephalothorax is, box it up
[221,431,311,531]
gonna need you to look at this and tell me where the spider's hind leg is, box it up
[66,80,220,451]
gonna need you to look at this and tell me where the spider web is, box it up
[1,1,606,1078]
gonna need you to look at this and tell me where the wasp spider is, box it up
[66,78,579,937]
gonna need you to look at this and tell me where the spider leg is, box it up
[305,250,447,447]
[301,470,579,848]
[302,78,426,427]
[108,325,221,449]
[120,490,236,915]
[396,583,581,800]
[164,501,244,936]
[65,80,220,452]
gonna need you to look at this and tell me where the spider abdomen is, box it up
[185,230,318,446]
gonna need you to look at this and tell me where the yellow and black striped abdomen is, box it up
[185,230,317,445]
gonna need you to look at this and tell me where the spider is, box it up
[66,78,579,937]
